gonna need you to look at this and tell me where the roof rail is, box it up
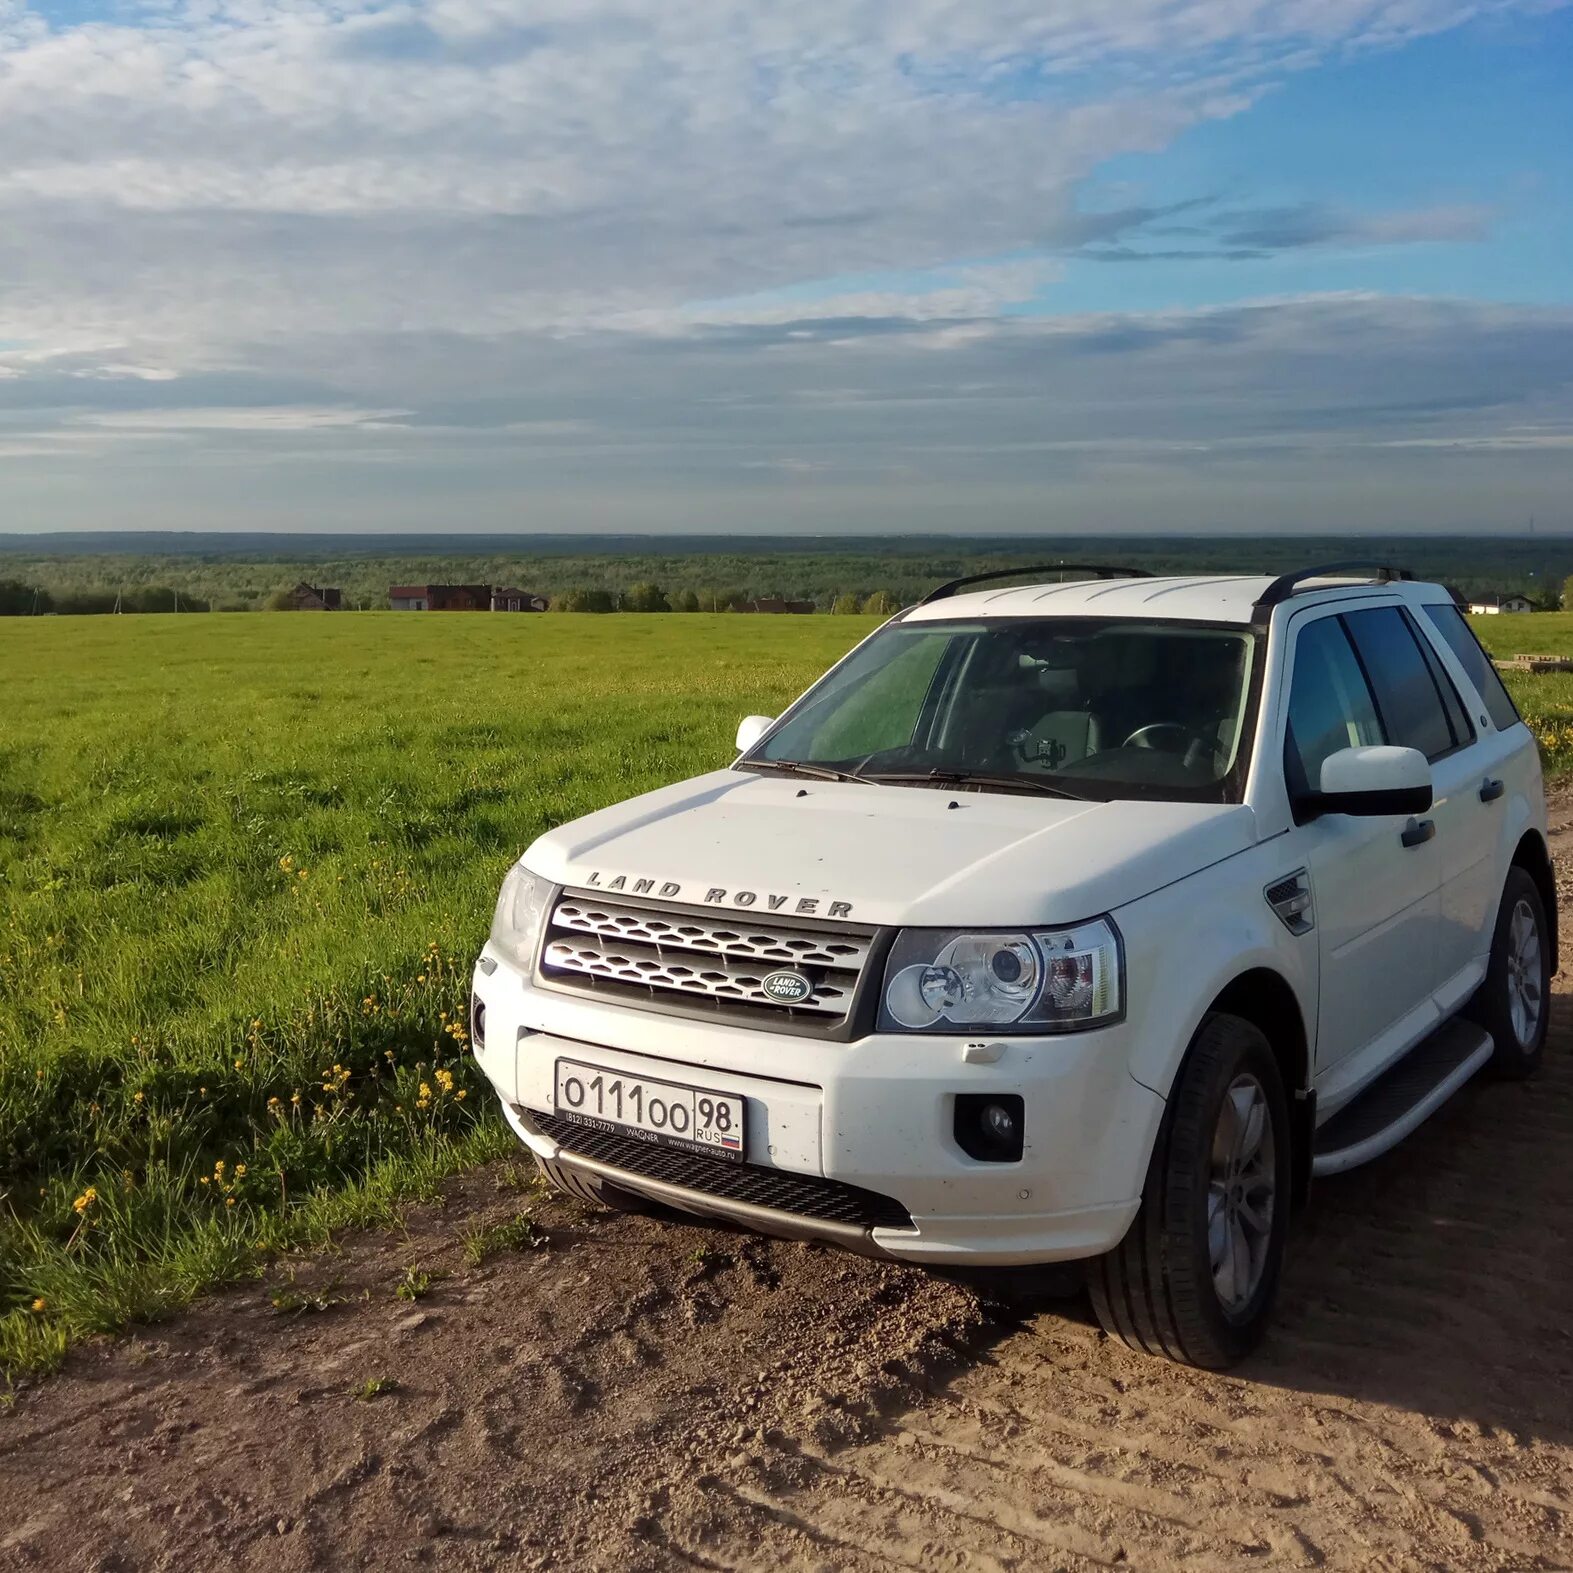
[1251,561,1416,617]
[920,562,1150,606]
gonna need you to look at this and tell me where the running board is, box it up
[1311,1018,1494,1177]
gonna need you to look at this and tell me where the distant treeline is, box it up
[0,577,896,616]
[0,581,212,615]
[2,534,1571,615]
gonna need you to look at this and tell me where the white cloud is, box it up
[0,0,1556,362]
[2,293,1571,530]
[1377,430,1573,450]
[659,260,1065,328]
[0,0,1567,527]
[70,405,408,431]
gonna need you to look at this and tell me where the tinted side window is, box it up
[1421,603,1522,732]
[1406,609,1474,749]
[1342,607,1456,761]
[1285,617,1385,795]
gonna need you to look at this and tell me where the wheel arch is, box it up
[1204,967,1314,1210]
[1206,967,1310,1094]
[1512,829,1558,968]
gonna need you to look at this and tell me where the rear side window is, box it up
[1341,607,1459,761]
[1421,603,1522,732]
[1407,610,1475,748]
[1285,617,1385,795]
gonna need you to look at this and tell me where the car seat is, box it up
[1009,664,1102,769]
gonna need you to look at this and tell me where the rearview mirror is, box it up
[1313,745,1433,817]
[736,715,774,753]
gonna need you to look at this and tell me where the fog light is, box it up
[954,1093,1025,1162]
[982,1102,1016,1142]
[471,995,486,1052]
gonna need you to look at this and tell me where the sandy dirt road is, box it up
[3,829,1572,1572]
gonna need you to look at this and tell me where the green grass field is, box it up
[0,614,876,1375]
[1,608,1569,1377]
[1470,614,1573,774]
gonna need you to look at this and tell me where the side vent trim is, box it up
[1265,870,1315,936]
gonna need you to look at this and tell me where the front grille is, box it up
[539,891,874,1027]
[527,1108,914,1231]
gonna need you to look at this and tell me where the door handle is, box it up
[1401,817,1435,848]
[1479,778,1505,803]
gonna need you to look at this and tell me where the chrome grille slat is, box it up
[542,935,853,1014]
[551,898,872,969]
[541,891,873,1027]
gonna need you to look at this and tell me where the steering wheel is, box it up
[1123,723,1207,759]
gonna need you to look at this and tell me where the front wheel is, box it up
[1466,866,1551,1078]
[1090,1013,1291,1368]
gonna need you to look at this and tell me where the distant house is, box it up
[490,587,549,612]
[731,596,816,614]
[1468,593,1534,615]
[388,584,491,612]
[289,581,342,611]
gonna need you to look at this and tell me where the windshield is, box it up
[743,617,1260,802]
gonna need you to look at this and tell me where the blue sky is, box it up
[1058,11,1573,312]
[1,0,1570,534]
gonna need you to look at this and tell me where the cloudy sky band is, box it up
[0,0,1569,531]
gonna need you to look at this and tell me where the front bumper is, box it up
[472,947,1163,1266]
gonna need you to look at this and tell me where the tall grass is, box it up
[0,613,874,1373]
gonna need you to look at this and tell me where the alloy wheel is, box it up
[1507,898,1544,1049]
[1207,1074,1277,1315]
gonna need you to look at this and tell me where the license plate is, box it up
[552,1058,746,1163]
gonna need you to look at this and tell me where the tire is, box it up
[532,1153,664,1215]
[1466,866,1551,1079]
[1089,1012,1292,1368]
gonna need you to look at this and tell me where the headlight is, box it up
[488,864,551,972]
[879,917,1123,1033]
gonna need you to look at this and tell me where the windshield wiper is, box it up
[738,759,867,783]
[856,769,1089,801]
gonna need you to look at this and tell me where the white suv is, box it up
[470,564,1553,1366]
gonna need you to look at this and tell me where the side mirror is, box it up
[736,715,774,753]
[1313,745,1433,817]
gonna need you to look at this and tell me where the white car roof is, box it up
[901,573,1459,626]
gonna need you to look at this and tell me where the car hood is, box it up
[521,769,1258,928]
